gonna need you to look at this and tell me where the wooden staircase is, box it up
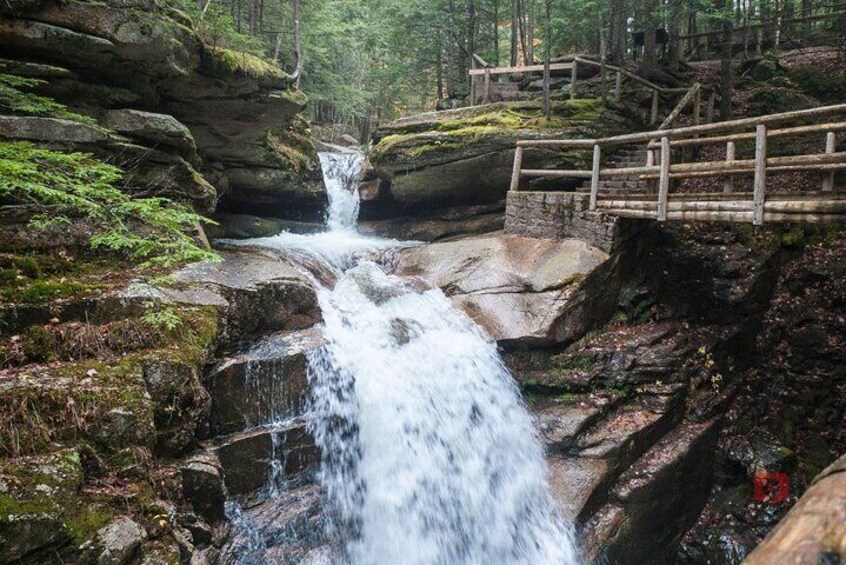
[578,144,649,196]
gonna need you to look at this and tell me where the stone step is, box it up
[209,422,319,496]
[207,328,324,435]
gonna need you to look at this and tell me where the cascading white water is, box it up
[319,152,365,232]
[227,149,580,564]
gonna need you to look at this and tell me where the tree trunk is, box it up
[609,0,627,62]
[493,0,500,65]
[668,0,682,68]
[543,0,551,117]
[643,0,658,70]
[290,0,302,88]
[511,0,519,65]
[720,7,733,119]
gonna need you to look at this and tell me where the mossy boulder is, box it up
[367,100,633,217]
[0,449,111,562]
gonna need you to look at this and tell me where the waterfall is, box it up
[225,149,580,564]
[318,151,364,232]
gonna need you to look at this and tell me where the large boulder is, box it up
[397,234,616,346]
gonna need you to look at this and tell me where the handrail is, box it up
[516,103,846,148]
[508,103,846,225]
[467,52,714,124]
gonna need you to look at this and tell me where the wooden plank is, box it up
[658,83,701,130]
[519,168,593,178]
[589,144,601,210]
[483,68,492,103]
[823,131,836,192]
[753,124,767,225]
[573,57,668,92]
[468,62,573,75]
[509,147,523,191]
[517,139,596,148]
[597,199,846,213]
[657,137,670,221]
[724,141,735,193]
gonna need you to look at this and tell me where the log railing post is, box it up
[657,136,670,221]
[470,58,477,106]
[509,147,524,192]
[484,68,492,104]
[650,90,660,125]
[646,149,656,195]
[589,143,601,210]
[571,59,579,99]
[823,131,836,192]
[706,91,716,123]
[753,125,767,225]
[692,89,702,128]
[723,141,735,193]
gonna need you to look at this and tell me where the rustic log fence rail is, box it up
[510,103,846,225]
[469,53,715,127]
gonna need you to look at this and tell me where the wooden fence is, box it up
[510,103,846,225]
[469,54,715,126]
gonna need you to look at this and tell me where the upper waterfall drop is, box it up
[318,151,365,232]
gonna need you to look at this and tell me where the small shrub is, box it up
[0,142,219,267]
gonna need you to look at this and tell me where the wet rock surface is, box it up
[398,234,614,345]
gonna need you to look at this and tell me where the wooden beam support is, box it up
[590,144,601,211]
[724,141,735,193]
[823,131,836,192]
[657,136,670,220]
[509,147,523,191]
[483,68,492,104]
[753,124,767,225]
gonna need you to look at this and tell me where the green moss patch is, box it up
[371,99,609,162]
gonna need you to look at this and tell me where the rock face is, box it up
[0,0,322,217]
[367,100,634,218]
[397,234,615,345]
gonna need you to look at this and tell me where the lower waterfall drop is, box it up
[227,150,580,564]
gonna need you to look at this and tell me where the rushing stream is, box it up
[224,151,580,564]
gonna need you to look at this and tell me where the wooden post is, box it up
[509,147,523,192]
[753,124,767,225]
[692,89,701,127]
[823,131,836,192]
[571,59,579,99]
[658,136,670,221]
[723,141,735,193]
[646,149,656,195]
[484,68,492,104]
[650,90,660,125]
[470,58,477,106]
[589,144,601,211]
[706,91,716,123]
[600,29,608,106]
[615,71,623,103]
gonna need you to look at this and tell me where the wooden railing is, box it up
[469,54,715,127]
[509,103,846,225]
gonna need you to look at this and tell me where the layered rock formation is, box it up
[0,0,323,221]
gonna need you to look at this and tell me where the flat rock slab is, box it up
[397,235,611,345]
[126,250,320,341]
[210,422,318,496]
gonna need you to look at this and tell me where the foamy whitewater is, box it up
[226,151,580,565]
